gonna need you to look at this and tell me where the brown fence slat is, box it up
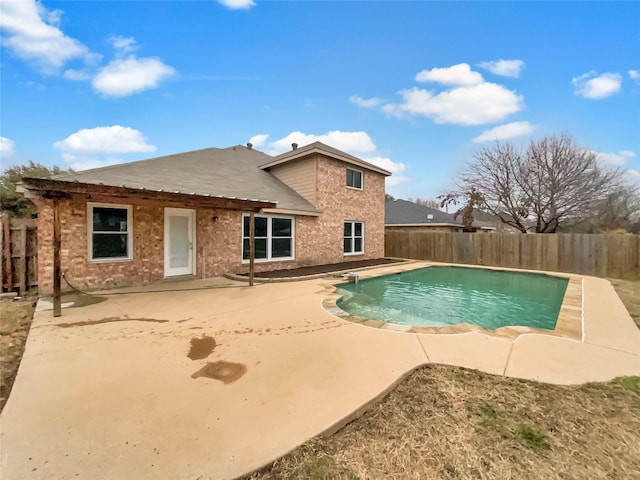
[384,230,640,280]
[1,216,38,293]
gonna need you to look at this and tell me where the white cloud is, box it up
[54,126,156,155]
[415,63,484,86]
[629,70,640,84]
[0,0,96,73]
[349,95,384,108]
[384,83,523,126]
[478,59,525,78]
[255,130,410,186]
[572,71,622,99]
[265,130,377,155]
[364,156,410,186]
[218,0,256,9]
[0,136,16,157]
[63,68,90,81]
[249,134,269,147]
[625,169,640,185]
[595,150,636,167]
[92,56,175,97]
[0,2,174,98]
[60,154,125,171]
[472,121,533,143]
[109,35,136,54]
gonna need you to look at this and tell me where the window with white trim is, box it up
[88,204,132,261]
[346,167,363,189]
[344,221,364,254]
[242,214,294,261]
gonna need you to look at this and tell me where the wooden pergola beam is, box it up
[22,178,276,212]
[53,198,61,317]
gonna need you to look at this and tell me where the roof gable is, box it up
[260,141,392,176]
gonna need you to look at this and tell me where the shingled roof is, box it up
[385,198,494,230]
[50,145,319,213]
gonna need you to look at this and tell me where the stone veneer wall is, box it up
[34,156,386,293]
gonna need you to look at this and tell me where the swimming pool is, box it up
[336,266,569,330]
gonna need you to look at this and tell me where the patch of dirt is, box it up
[237,258,402,279]
[191,361,247,384]
[246,365,640,480]
[0,299,36,413]
[187,336,216,360]
[54,317,169,328]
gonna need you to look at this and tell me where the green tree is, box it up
[0,161,70,217]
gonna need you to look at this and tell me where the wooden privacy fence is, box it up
[385,230,640,280]
[1,215,38,294]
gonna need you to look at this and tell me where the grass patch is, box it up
[245,365,640,480]
[518,425,550,450]
[615,376,640,394]
[478,402,498,428]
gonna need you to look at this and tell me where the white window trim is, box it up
[346,167,363,190]
[241,213,295,264]
[87,202,133,263]
[344,220,365,256]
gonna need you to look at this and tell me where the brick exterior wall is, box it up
[34,153,386,294]
[290,154,385,265]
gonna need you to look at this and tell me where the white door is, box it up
[164,208,195,277]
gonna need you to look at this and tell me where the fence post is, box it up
[19,223,27,296]
[2,214,12,291]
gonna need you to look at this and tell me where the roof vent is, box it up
[427,214,434,221]
[247,142,253,150]
[292,143,298,150]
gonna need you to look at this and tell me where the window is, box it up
[344,221,364,254]
[346,167,363,189]
[88,204,132,261]
[242,215,294,261]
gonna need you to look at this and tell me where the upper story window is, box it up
[346,167,363,190]
[242,214,294,262]
[88,203,132,261]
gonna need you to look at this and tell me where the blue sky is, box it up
[1,0,639,200]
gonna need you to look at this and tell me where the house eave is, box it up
[22,177,277,212]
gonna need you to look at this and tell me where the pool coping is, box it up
[321,262,584,342]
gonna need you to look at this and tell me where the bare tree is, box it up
[562,184,640,233]
[407,197,441,209]
[445,134,622,233]
[439,187,484,231]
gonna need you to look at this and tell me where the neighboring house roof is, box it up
[260,141,392,176]
[385,198,494,230]
[50,145,320,214]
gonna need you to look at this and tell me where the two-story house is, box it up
[23,141,390,294]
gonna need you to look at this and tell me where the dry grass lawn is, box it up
[0,299,36,413]
[246,280,640,480]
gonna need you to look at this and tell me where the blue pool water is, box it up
[336,266,569,330]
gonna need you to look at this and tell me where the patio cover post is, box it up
[249,211,255,286]
[53,198,61,317]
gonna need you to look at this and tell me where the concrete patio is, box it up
[1,263,639,480]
